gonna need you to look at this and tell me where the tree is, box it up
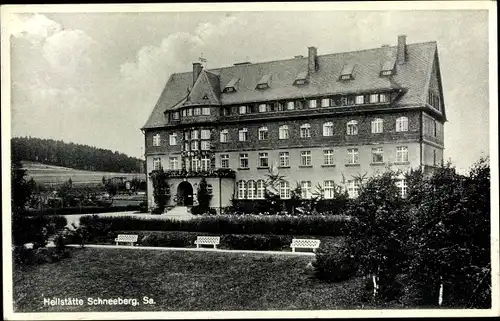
[263,166,286,214]
[197,177,212,213]
[149,167,170,213]
[406,160,491,308]
[344,171,410,301]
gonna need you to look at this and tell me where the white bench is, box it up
[115,234,138,246]
[194,236,220,249]
[290,238,320,253]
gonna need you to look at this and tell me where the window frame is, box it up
[301,150,312,166]
[238,128,248,142]
[220,154,229,169]
[258,152,269,168]
[347,120,359,136]
[300,123,311,138]
[347,148,359,164]
[323,122,334,137]
[169,133,177,146]
[152,133,161,147]
[239,153,249,168]
[324,149,335,165]
[258,127,269,140]
[371,118,384,134]
[396,146,409,163]
[279,152,290,167]
[220,129,229,143]
[396,117,409,132]
[371,147,384,164]
[279,125,289,140]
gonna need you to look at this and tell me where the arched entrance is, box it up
[177,181,193,206]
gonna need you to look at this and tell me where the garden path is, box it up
[66,244,316,256]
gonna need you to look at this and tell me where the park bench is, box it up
[115,234,138,246]
[194,236,220,249]
[290,238,320,253]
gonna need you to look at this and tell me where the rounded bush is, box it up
[313,242,356,282]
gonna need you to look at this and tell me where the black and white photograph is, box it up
[2,2,498,320]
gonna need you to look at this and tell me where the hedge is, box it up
[81,230,341,251]
[19,205,144,216]
[79,214,350,237]
[227,199,351,215]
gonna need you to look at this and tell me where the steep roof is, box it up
[143,41,439,129]
[183,70,221,107]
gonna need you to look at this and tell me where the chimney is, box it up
[397,35,407,65]
[193,62,202,85]
[308,46,318,73]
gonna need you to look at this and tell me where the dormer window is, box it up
[256,74,271,89]
[340,64,355,80]
[171,111,180,120]
[202,95,209,100]
[380,59,396,77]
[223,77,239,93]
[293,70,308,85]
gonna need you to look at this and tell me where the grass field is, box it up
[21,161,145,185]
[12,247,385,312]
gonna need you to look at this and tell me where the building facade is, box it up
[142,35,446,211]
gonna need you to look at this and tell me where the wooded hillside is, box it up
[11,137,144,173]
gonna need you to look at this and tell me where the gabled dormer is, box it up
[183,68,221,107]
[424,46,447,122]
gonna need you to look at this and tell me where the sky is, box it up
[6,6,491,173]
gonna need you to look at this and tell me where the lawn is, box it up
[13,247,372,312]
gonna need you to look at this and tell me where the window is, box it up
[324,180,335,199]
[300,124,311,138]
[182,109,187,117]
[396,146,409,163]
[308,99,317,108]
[220,154,229,169]
[341,96,348,106]
[396,117,408,132]
[201,141,210,150]
[372,147,384,163]
[279,152,290,167]
[201,156,211,171]
[301,151,312,166]
[202,107,210,115]
[369,94,379,103]
[380,93,389,103]
[220,129,228,143]
[222,107,231,116]
[258,127,268,140]
[381,60,395,76]
[193,107,201,116]
[184,131,190,140]
[347,148,359,164]
[433,149,437,165]
[239,105,248,114]
[347,180,360,198]
[184,142,189,151]
[191,157,201,172]
[247,180,256,199]
[169,157,178,170]
[347,120,358,135]
[371,118,384,133]
[396,179,408,198]
[184,157,190,171]
[294,71,308,85]
[191,130,199,140]
[172,112,180,120]
[256,74,271,89]
[286,101,295,110]
[239,128,248,142]
[169,133,177,146]
[324,150,335,165]
[239,153,249,168]
[321,98,331,107]
[237,181,247,199]
[191,141,199,151]
[153,157,162,171]
[186,108,193,116]
[355,95,364,105]
[258,103,267,113]
[152,134,161,147]
[279,125,289,139]
[340,64,355,80]
[256,180,265,199]
[301,181,312,199]
[279,180,290,199]
[201,129,210,139]
[259,152,269,168]
[224,77,239,93]
[323,122,334,136]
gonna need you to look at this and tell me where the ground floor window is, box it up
[279,180,290,199]
[347,180,360,198]
[396,179,408,198]
[237,181,246,199]
[301,181,312,199]
[256,180,266,199]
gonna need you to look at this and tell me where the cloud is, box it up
[9,13,62,44]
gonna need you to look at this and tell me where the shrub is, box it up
[314,241,356,282]
[222,234,290,251]
[140,231,197,248]
[13,246,35,265]
[79,214,348,237]
[191,206,217,215]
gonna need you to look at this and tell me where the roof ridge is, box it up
[170,41,437,76]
